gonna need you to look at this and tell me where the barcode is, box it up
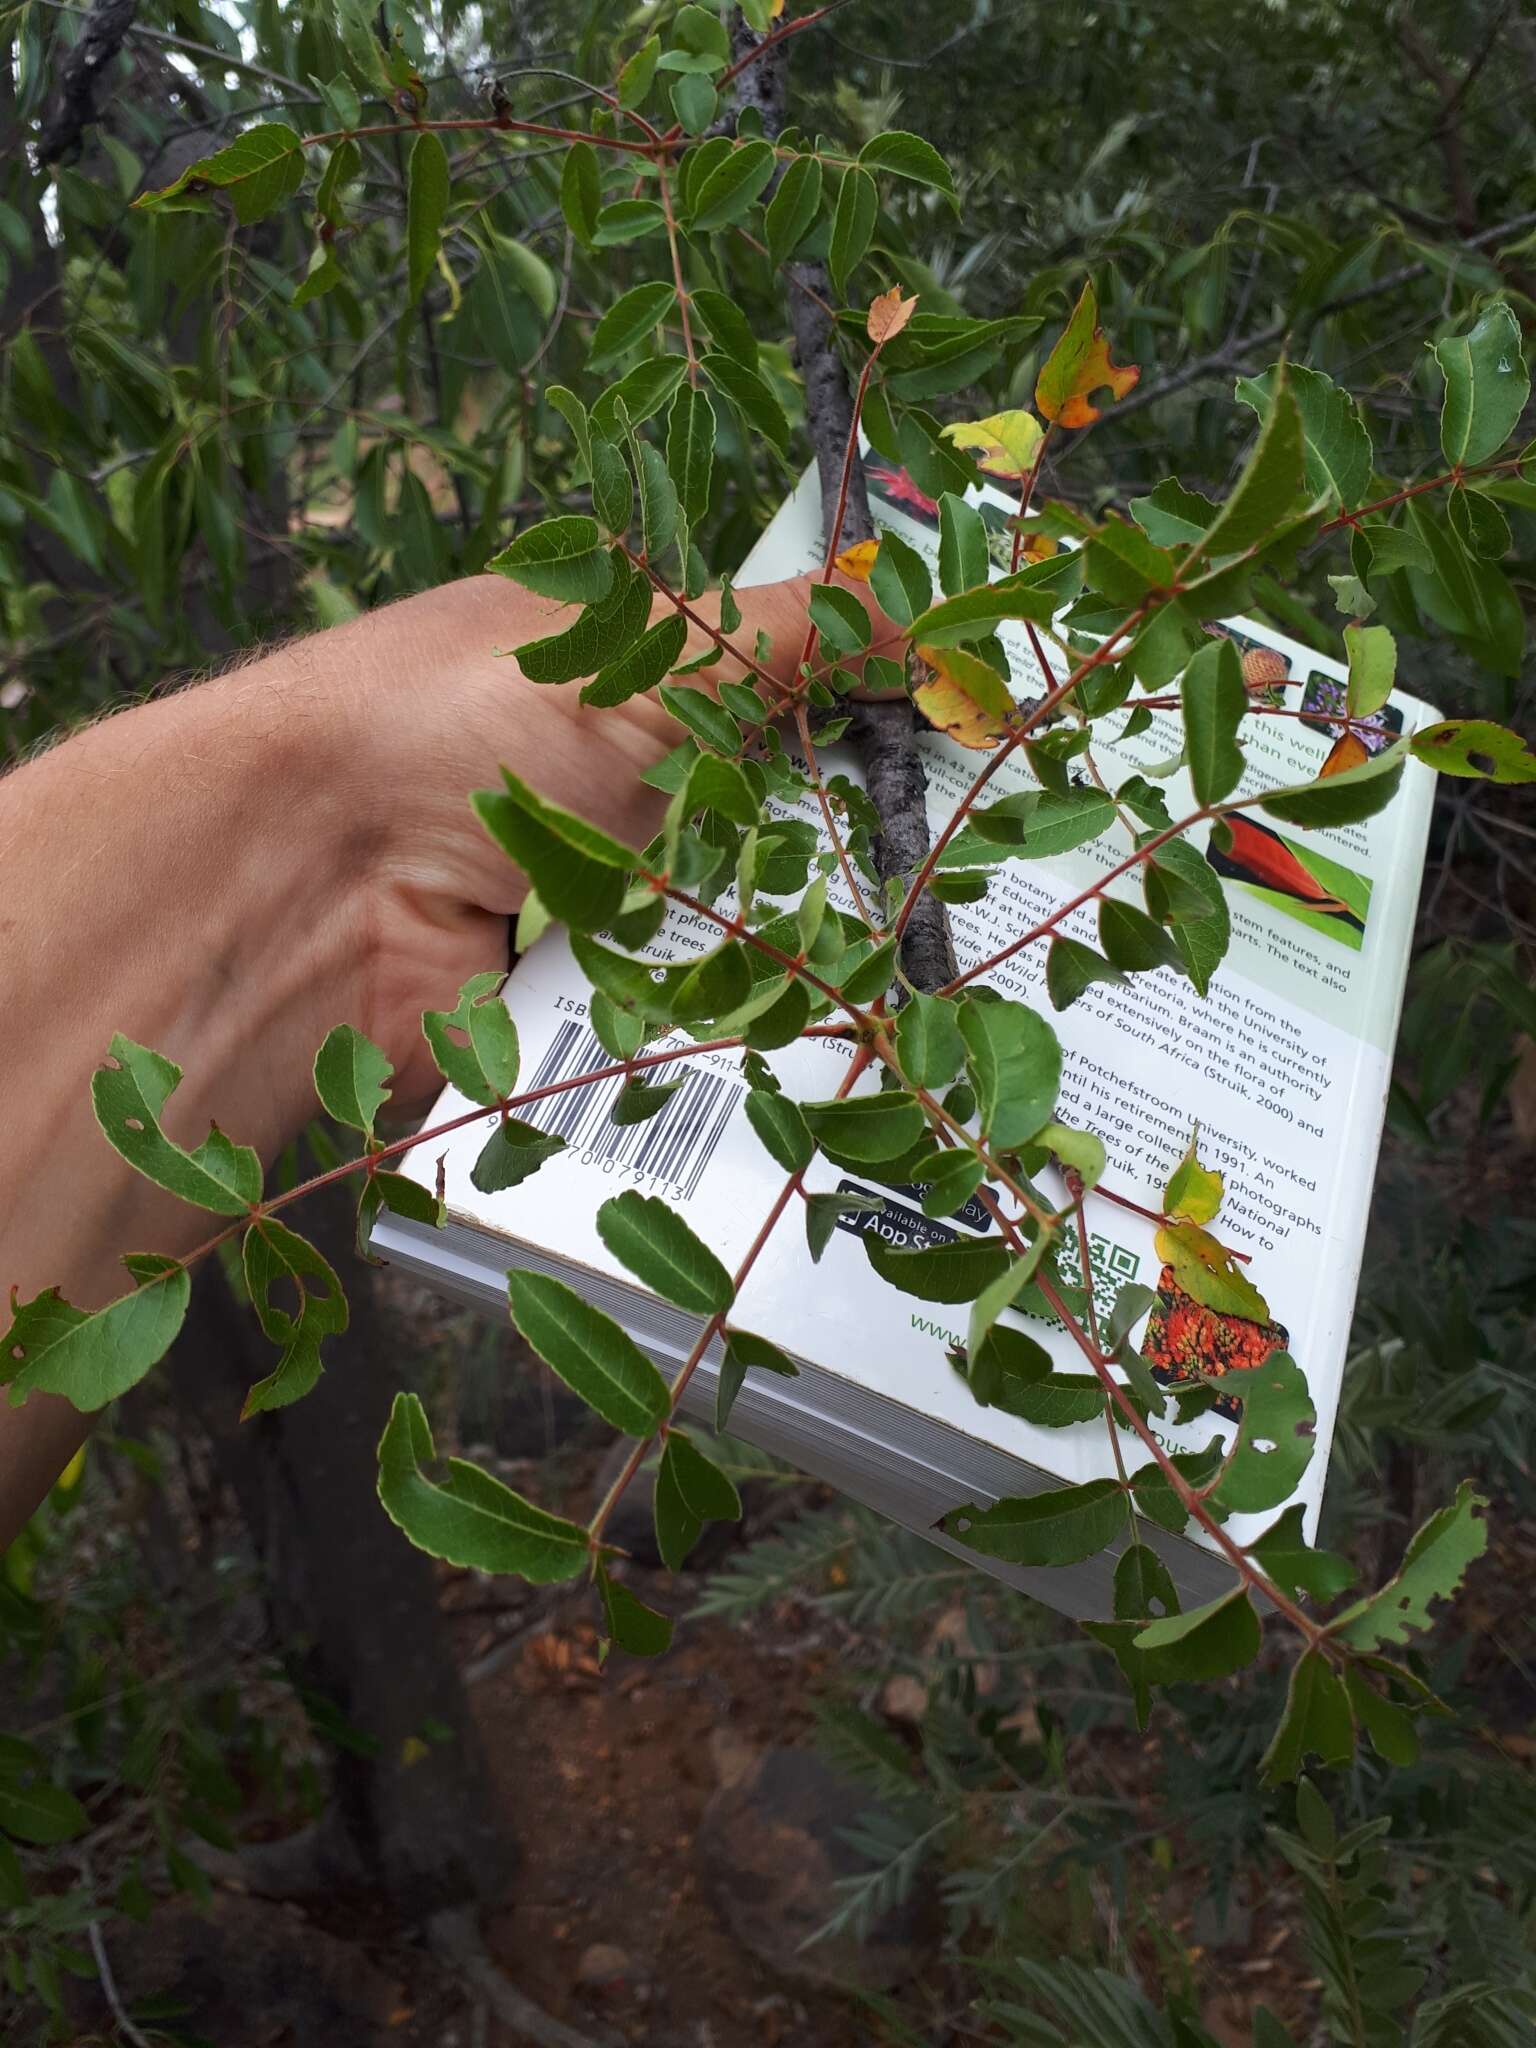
[521,1019,744,1204]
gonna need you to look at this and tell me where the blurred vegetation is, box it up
[2,0,1533,2040]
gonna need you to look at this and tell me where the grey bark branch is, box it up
[36,0,139,165]
[730,17,957,994]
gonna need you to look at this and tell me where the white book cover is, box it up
[372,461,1437,1613]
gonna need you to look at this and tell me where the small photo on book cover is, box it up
[1142,1269,1291,1423]
[1205,814,1373,951]
[1299,669,1404,756]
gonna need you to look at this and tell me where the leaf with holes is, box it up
[1155,1221,1270,1322]
[1329,1480,1488,1651]
[136,122,304,226]
[241,1218,348,1417]
[941,1478,1126,1567]
[2,1256,189,1411]
[422,973,508,1107]
[1409,718,1536,783]
[1207,1350,1315,1514]
[93,1037,262,1215]
[377,1392,587,1579]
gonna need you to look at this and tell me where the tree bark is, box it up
[731,17,958,996]
[162,1172,518,1919]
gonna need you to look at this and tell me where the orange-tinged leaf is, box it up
[1320,732,1369,778]
[835,539,881,582]
[940,409,1044,480]
[1019,532,1059,565]
[867,285,918,346]
[1154,1222,1270,1323]
[912,642,1020,750]
[1035,280,1140,429]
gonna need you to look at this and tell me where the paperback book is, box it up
[368,463,1437,1619]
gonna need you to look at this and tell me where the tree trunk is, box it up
[162,1174,518,1919]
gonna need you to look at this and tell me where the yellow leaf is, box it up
[940,409,1044,480]
[770,0,786,15]
[1154,1222,1270,1324]
[835,539,881,582]
[912,643,1021,751]
[1019,532,1059,565]
[1035,281,1140,429]
[400,1735,430,1768]
[1163,1132,1222,1225]
[867,285,918,346]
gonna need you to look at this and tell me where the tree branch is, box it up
[730,14,957,994]
[36,0,139,166]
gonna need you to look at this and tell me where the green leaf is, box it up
[1099,897,1181,975]
[136,122,304,226]
[1236,363,1371,509]
[588,437,633,537]
[1193,361,1305,562]
[670,72,717,134]
[2,1256,189,1411]
[617,35,661,109]
[1130,476,1219,546]
[1208,1350,1315,1513]
[0,1779,89,1846]
[587,280,676,374]
[1409,717,1536,783]
[659,682,741,756]
[941,1478,1126,1568]
[1258,738,1407,827]
[93,1037,262,1216]
[506,1270,669,1434]
[560,140,601,244]
[609,1078,683,1127]
[313,1024,393,1138]
[592,355,689,438]
[1329,1480,1488,1651]
[1433,302,1529,467]
[654,1438,702,1567]
[487,514,613,604]
[377,1391,587,1579]
[637,441,679,558]
[596,1562,673,1656]
[966,1234,1053,1364]
[581,614,688,708]
[958,997,1061,1148]
[937,493,989,598]
[471,1118,566,1192]
[745,1090,813,1173]
[1344,622,1396,718]
[689,289,758,370]
[868,529,931,627]
[1181,635,1246,805]
[717,1326,800,1430]
[1044,936,1127,1011]
[241,1217,347,1416]
[829,166,878,293]
[471,767,633,933]
[667,386,716,525]
[1247,1503,1356,1604]
[664,1429,741,1521]
[690,139,776,231]
[905,569,1058,644]
[806,1190,884,1262]
[802,1091,927,1165]
[1135,1585,1261,1681]
[1114,1543,1181,1621]
[373,1170,444,1227]
[808,582,872,653]
[1447,480,1511,558]
[596,1191,734,1314]
[765,154,823,265]
[919,1151,984,1217]
[423,972,511,1106]
[895,992,966,1088]
[859,130,956,198]
[406,130,449,305]
[1343,1666,1420,1767]
[1260,1650,1354,1784]
[864,1234,1011,1303]
[701,353,790,453]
